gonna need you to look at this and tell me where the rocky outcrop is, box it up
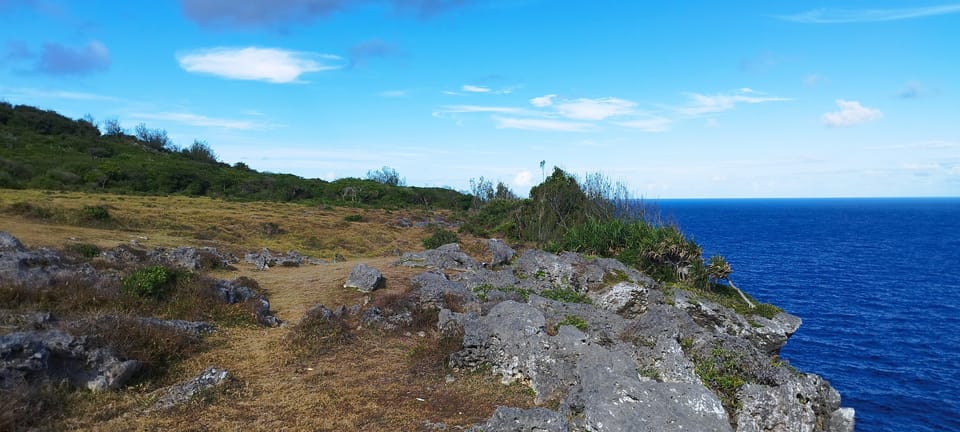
[151,246,238,271]
[487,239,515,267]
[148,366,231,411]
[244,248,321,270]
[0,233,103,289]
[409,245,853,432]
[0,330,140,392]
[344,263,384,292]
[398,243,480,270]
[212,278,282,327]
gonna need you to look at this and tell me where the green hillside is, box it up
[0,102,469,209]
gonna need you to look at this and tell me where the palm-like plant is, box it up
[706,255,754,309]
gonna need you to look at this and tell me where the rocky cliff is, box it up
[399,242,855,431]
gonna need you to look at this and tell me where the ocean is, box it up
[650,198,960,432]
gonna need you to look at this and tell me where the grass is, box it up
[689,345,749,416]
[471,284,532,302]
[540,287,593,304]
[555,315,588,331]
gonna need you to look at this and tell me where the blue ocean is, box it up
[651,198,960,432]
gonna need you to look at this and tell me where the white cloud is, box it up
[379,89,409,98]
[804,73,829,87]
[822,99,883,127]
[513,170,533,189]
[462,84,491,93]
[131,112,274,130]
[177,47,342,83]
[779,5,960,24]
[2,87,118,101]
[440,105,525,114]
[493,116,594,132]
[678,89,790,116]
[529,94,557,107]
[556,97,636,120]
[614,116,672,132]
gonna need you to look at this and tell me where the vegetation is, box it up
[555,315,588,331]
[121,266,174,299]
[422,228,460,249]
[540,287,593,304]
[0,103,467,209]
[691,346,750,414]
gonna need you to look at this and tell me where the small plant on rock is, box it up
[122,266,173,299]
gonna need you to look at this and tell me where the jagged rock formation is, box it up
[148,366,231,411]
[244,248,322,270]
[0,329,141,392]
[418,242,854,432]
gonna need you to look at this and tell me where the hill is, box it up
[0,102,469,209]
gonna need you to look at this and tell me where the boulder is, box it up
[148,366,231,411]
[0,234,103,289]
[398,243,480,270]
[487,239,515,267]
[244,248,312,270]
[211,278,282,327]
[0,330,140,392]
[344,263,384,292]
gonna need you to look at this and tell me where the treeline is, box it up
[0,103,468,209]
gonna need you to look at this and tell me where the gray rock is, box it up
[410,271,479,312]
[828,408,855,432]
[151,246,238,270]
[0,238,103,289]
[344,263,384,292]
[244,248,308,270]
[0,232,25,251]
[736,373,852,432]
[487,239,516,267]
[138,317,215,336]
[0,330,140,392]
[591,281,649,317]
[149,366,230,411]
[398,243,480,270]
[469,406,569,432]
[211,278,281,327]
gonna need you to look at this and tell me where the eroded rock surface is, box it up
[344,263,384,292]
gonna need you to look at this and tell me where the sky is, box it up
[1,0,958,198]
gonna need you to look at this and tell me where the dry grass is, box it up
[0,189,534,431]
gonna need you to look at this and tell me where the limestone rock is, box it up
[487,239,515,267]
[344,263,384,292]
[468,407,569,432]
[149,366,231,411]
[398,243,480,270]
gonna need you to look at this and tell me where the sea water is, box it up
[651,198,960,432]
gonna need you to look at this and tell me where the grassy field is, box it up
[0,189,532,431]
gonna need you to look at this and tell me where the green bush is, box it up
[343,214,363,222]
[422,228,459,249]
[79,205,111,221]
[66,243,101,259]
[122,266,173,299]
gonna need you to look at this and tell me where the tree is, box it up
[134,123,172,151]
[183,139,218,164]
[706,255,754,308]
[366,166,404,186]
[103,118,124,136]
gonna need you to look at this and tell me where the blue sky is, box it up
[1,1,958,198]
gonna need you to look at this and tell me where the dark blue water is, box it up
[650,198,960,432]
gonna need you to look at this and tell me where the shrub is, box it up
[693,346,749,414]
[79,205,110,222]
[122,266,173,299]
[66,243,101,259]
[422,228,459,249]
[343,214,363,222]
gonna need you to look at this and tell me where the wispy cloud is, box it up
[897,81,931,99]
[379,89,410,98]
[529,94,556,107]
[822,99,882,127]
[180,0,477,29]
[614,116,672,132]
[439,105,526,114]
[677,88,790,116]
[177,47,342,83]
[131,111,277,130]
[555,97,636,121]
[866,140,960,151]
[2,87,118,101]
[779,4,960,24]
[462,84,491,93]
[35,40,110,75]
[493,116,594,132]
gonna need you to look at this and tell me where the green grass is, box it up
[422,228,459,249]
[692,346,749,414]
[540,287,593,304]
[555,315,588,331]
